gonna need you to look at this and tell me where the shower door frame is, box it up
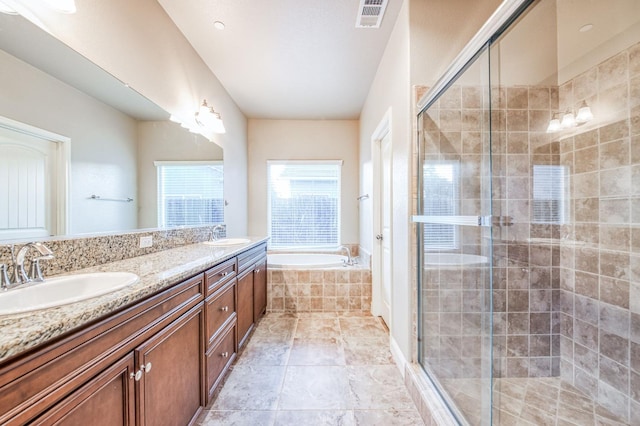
[414,0,537,424]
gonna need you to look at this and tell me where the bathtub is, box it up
[267,253,348,269]
[424,253,488,267]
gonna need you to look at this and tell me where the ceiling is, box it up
[156,0,403,120]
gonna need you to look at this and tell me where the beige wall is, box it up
[0,49,138,235]
[248,119,359,245]
[19,0,248,236]
[409,0,502,87]
[360,0,412,359]
[137,121,224,229]
[358,0,504,364]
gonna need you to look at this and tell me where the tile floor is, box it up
[441,376,629,425]
[197,313,425,425]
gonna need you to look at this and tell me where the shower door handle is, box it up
[376,234,383,241]
[412,215,493,227]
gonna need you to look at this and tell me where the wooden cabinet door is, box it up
[136,305,204,426]
[253,257,267,321]
[33,354,135,425]
[236,268,254,348]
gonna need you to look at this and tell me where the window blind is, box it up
[268,161,341,248]
[423,161,459,250]
[532,165,566,224]
[156,162,224,227]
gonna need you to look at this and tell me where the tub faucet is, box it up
[13,242,55,286]
[210,224,225,241]
[339,245,356,266]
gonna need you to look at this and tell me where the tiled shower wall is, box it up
[490,83,563,379]
[557,41,640,420]
[418,81,562,379]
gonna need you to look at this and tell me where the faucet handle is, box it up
[0,264,10,290]
[30,254,54,282]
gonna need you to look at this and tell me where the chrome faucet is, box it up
[339,245,356,266]
[210,224,225,241]
[12,242,54,286]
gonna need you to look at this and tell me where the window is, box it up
[155,161,223,228]
[423,160,460,250]
[268,161,341,249]
[532,165,567,224]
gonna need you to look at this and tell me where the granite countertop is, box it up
[0,237,268,363]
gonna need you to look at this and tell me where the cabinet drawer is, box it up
[205,258,237,296]
[205,281,236,346]
[205,322,236,402]
[237,243,267,273]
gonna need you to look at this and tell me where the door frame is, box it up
[0,115,70,236]
[371,108,392,321]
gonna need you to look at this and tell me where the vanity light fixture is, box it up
[195,99,226,134]
[546,101,593,133]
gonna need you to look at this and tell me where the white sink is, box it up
[203,238,251,246]
[0,272,139,315]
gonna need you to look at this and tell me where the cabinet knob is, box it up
[220,271,228,277]
[221,352,229,358]
[220,306,229,312]
[130,370,143,381]
[143,362,152,373]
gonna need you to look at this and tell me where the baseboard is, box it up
[389,335,407,377]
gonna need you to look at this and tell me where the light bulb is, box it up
[546,115,561,133]
[560,111,576,129]
[576,104,593,124]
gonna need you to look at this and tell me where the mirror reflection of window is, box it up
[423,160,460,250]
[155,161,224,228]
[532,164,568,225]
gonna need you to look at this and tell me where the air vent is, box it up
[355,0,389,28]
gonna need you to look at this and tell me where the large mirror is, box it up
[0,13,224,241]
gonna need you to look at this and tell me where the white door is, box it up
[379,132,392,326]
[0,126,59,239]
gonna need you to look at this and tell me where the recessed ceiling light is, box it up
[213,21,225,31]
[579,23,594,33]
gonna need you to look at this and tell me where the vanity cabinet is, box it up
[236,244,268,348]
[0,273,205,426]
[33,304,205,426]
[134,304,204,426]
[253,257,267,320]
[32,354,136,425]
[0,241,268,425]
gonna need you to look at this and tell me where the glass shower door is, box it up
[416,46,494,425]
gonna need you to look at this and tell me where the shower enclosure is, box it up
[415,0,639,424]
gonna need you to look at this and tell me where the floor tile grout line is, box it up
[271,317,298,416]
